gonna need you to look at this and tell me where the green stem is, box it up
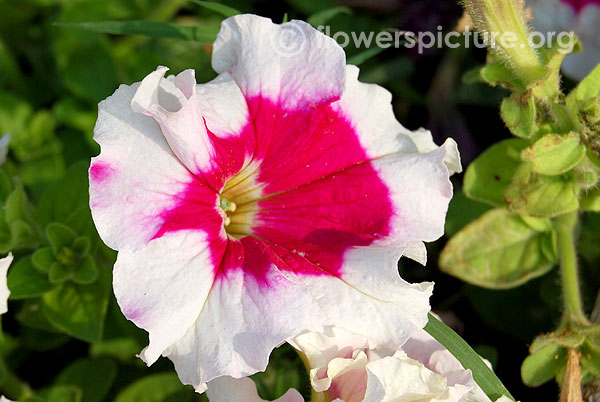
[555,211,588,324]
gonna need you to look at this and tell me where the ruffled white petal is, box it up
[163,263,310,391]
[90,81,193,251]
[212,14,346,109]
[207,377,304,402]
[0,253,13,315]
[112,231,216,365]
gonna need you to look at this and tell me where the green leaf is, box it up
[36,385,82,402]
[56,358,117,402]
[440,209,554,289]
[114,373,194,402]
[90,338,142,363]
[464,139,528,207]
[570,63,600,104]
[49,262,72,284]
[580,338,600,377]
[0,219,12,253]
[5,183,33,225]
[522,132,586,175]
[38,162,90,226]
[347,47,385,67]
[55,20,219,43]
[190,0,240,17]
[72,237,91,256]
[424,314,514,401]
[46,223,78,254]
[505,164,579,218]
[501,93,536,138]
[0,170,12,203]
[581,187,600,212]
[521,344,566,386]
[41,266,110,342]
[32,247,56,273]
[307,6,351,27]
[73,256,97,285]
[480,62,525,92]
[7,257,54,299]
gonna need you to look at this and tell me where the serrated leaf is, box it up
[54,20,219,43]
[522,132,586,175]
[501,93,536,138]
[307,6,351,27]
[7,257,54,299]
[464,139,528,207]
[56,358,117,402]
[505,164,579,218]
[41,266,110,342]
[521,344,566,386]
[114,373,194,402]
[190,0,240,17]
[440,209,554,289]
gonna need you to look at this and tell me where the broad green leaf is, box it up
[505,165,579,218]
[0,219,12,253]
[114,373,195,402]
[72,256,98,285]
[347,47,385,67]
[49,262,72,284]
[0,170,12,203]
[440,209,554,288]
[55,20,219,43]
[5,184,33,225]
[190,0,240,17]
[56,358,117,402]
[463,139,528,207]
[501,93,536,138]
[16,299,62,333]
[41,265,110,342]
[424,314,514,401]
[7,257,54,299]
[307,6,351,27]
[522,132,586,175]
[521,344,566,386]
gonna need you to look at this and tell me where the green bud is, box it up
[521,132,586,175]
[462,0,546,87]
[505,163,579,218]
[501,93,536,138]
[580,96,600,125]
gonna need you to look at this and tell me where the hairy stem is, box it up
[555,211,588,324]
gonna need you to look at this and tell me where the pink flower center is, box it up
[153,96,394,286]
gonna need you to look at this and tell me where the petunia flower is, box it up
[89,14,460,391]
[528,0,600,80]
[0,253,13,315]
[207,326,499,402]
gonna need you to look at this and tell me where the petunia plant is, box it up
[441,0,600,399]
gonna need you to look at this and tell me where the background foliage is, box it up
[0,0,598,400]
